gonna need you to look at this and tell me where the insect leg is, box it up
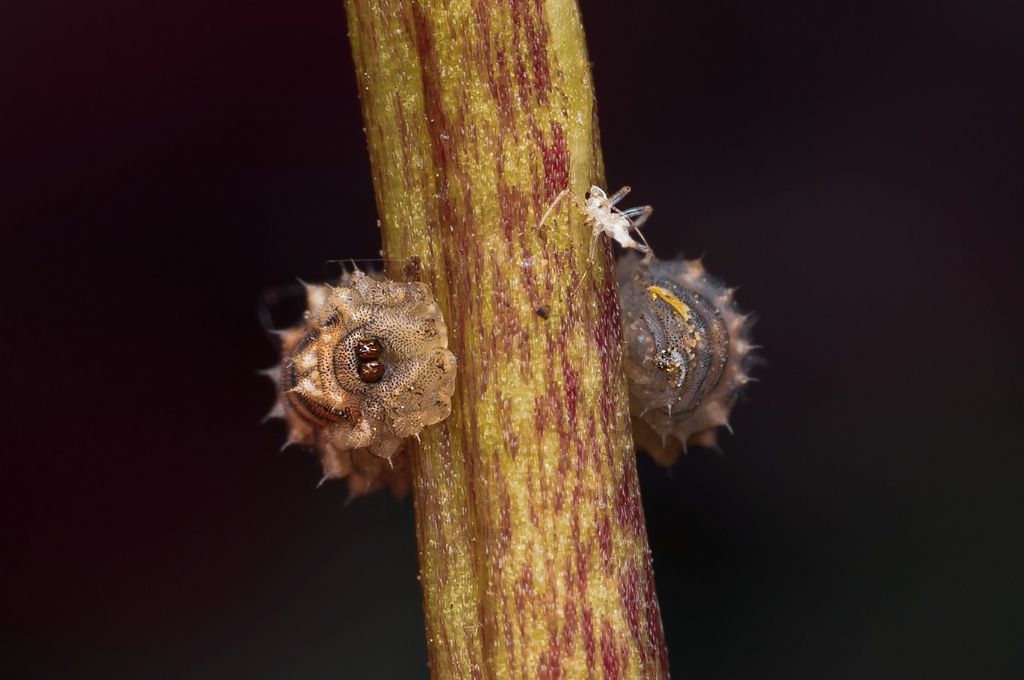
[568,247,598,300]
[621,205,653,229]
[622,205,654,256]
[635,227,653,259]
[605,185,632,206]
[588,228,600,263]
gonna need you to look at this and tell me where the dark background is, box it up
[5,0,1022,677]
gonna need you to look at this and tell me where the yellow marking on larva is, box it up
[647,285,692,323]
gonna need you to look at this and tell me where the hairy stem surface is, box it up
[343,1,669,677]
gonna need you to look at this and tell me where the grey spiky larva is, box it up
[616,253,756,465]
[263,267,457,497]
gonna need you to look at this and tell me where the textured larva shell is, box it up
[616,254,754,466]
[268,269,456,496]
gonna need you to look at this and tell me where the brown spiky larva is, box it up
[263,268,457,496]
[616,253,756,466]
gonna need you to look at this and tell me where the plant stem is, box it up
[343,1,669,677]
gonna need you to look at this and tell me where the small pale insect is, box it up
[617,253,756,466]
[262,266,457,497]
[538,185,654,262]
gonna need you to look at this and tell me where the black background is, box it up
[5,0,1023,677]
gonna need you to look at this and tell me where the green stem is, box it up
[343,1,670,677]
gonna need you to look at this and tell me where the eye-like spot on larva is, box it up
[617,253,756,466]
[358,360,385,383]
[356,339,382,361]
[262,267,457,498]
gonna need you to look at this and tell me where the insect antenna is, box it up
[324,257,423,281]
[324,257,397,273]
[536,187,571,231]
[325,257,413,264]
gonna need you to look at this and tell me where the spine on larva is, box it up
[616,253,755,466]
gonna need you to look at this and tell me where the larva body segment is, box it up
[616,254,755,465]
[267,269,457,496]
